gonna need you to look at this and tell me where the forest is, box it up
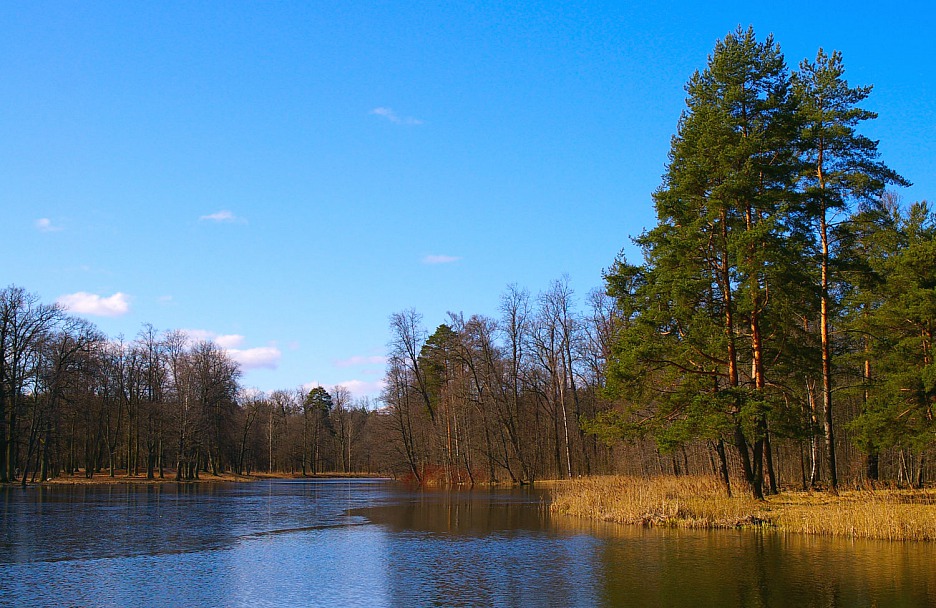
[3,28,934,499]
[0,279,613,487]
[0,289,386,485]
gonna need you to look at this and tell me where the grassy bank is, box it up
[550,475,936,541]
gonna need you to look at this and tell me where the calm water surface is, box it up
[1,479,934,607]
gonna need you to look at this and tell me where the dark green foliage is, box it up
[600,27,809,498]
[418,324,459,411]
[849,203,936,457]
[304,385,334,413]
[794,49,910,213]
[598,27,918,495]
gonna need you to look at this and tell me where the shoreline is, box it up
[13,472,568,488]
[550,475,936,542]
[11,471,389,487]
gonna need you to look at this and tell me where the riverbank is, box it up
[29,470,384,486]
[550,475,936,542]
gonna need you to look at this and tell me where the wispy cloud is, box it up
[35,218,63,232]
[422,254,461,265]
[370,107,424,126]
[57,292,131,317]
[199,210,246,223]
[333,355,388,368]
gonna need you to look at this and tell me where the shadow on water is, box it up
[350,485,550,536]
[352,485,601,607]
[551,515,936,608]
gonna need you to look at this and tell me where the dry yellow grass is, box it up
[768,489,936,541]
[551,475,936,541]
[551,475,766,529]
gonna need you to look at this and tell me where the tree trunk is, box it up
[820,237,838,493]
[865,452,879,482]
[764,429,778,495]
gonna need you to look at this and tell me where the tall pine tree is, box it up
[793,49,909,491]
[605,27,801,499]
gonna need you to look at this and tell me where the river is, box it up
[1,479,933,607]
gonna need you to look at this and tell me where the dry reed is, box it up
[550,475,936,541]
[551,475,766,529]
[769,489,936,541]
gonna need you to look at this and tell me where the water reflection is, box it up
[352,485,550,534]
[1,480,934,607]
[553,517,936,607]
[354,487,600,606]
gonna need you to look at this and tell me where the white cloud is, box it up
[199,210,246,223]
[228,346,281,370]
[179,329,279,369]
[370,107,424,126]
[214,334,245,349]
[35,218,63,232]
[334,355,388,368]
[302,379,386,400]
[57,292,131,317]
[337,379,387,399]
[422,254,461,265]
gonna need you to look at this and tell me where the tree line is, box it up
[0,285,388,485]
[1,277,618,486]
[379,279,616,484]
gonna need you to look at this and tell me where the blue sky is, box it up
[4,2,934,399]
